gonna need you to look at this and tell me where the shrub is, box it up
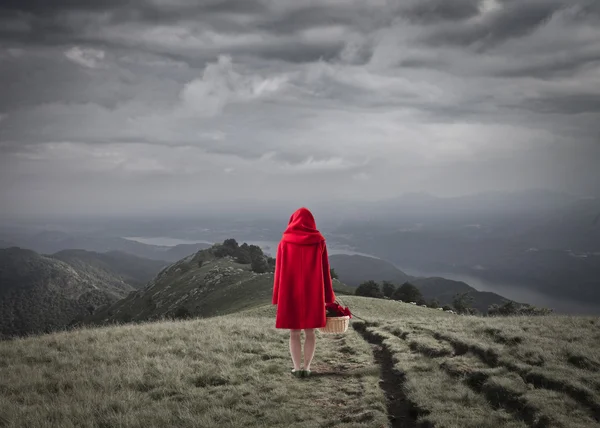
[330,268,339,280]
[235,250,252,264]
[355,280,384,298]
[452,292,474,314]
[251,256,269,274]
[247,245,264,259]
[172,306,191,320]
[427,299,440,309]
[488,301,553,316]
[392,282,422,303]
[382,281,396,298]
[213,245,235,258]
[223,239,239,249]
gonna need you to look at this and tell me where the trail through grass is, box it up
[3,295,600,428]
[0,317,388,428]
[339,296,600,428]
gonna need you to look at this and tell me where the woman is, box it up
[272,207,336,378]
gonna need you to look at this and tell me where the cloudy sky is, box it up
[0,0,599,215]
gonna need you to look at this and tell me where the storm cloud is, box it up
[0,0,599,215]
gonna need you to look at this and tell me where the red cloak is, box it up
[272,207,336,329]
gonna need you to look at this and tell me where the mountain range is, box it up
[0,230,212,262]
[331,194,600,306]
[0,240,547,338]
[329,254,513,313]
[0,247,166,338]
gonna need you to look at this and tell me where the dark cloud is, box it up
[425,0,566,49]
[0,0,263,17]
[491,50,600,78]
[0,0,599,215]
[522,94,600,115]
[399,0,482,24]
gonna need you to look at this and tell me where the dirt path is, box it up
[353,322,423,428]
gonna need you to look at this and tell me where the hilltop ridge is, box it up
[1,296,599,428]
[84,241,355,325]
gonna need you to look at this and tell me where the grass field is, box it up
[2,296,600,427]
[345,297,600,428]
[0,315,388,428]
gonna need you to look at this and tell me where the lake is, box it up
[124,237,214,247]
[396,266,600,316]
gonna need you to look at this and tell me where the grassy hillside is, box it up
[0,248,137,338]
[2,297,599,427]
[245,297,600,427]
[86,246,354,325]
[52,250,167,288]
[0,316,389,428]
[347,297,600,428]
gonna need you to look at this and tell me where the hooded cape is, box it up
[272,208,335,329]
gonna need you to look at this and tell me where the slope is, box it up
[85,244,354,325]
[52,249,167,288]
[0,248,135,338]
[2,297,599,428]
[0,315,389,428]
[244,296,600,427]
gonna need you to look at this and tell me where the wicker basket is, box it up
[319,316,350,334]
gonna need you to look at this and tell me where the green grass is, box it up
[0,316,388,428]
[3,294,600,428]
[344,296,600,428]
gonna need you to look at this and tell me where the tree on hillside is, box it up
[488,301,552,316]
[235,250,252,264]
[251,256,269,274]
[382,281,396,298]
[427,299,440,309]
[247,245,264,260]
[392,282,422,302]
[452,292,474,314]
[355,280,383,298]
[223,239,239,249]
[330,268,339,280]
[213,243,235,258]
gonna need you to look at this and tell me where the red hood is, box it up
[281,207,325,245]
